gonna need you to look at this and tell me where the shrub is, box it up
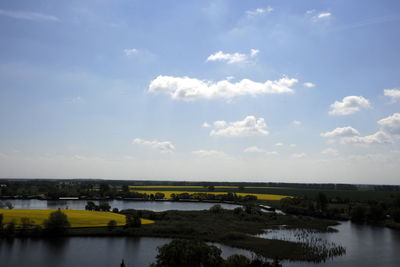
[44,209,70,234]
[209,204,223,214]
[151,239,224,267]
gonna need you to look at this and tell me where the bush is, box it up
[44,209,70,234]
[151,239,224,267]
[209,204,223,214]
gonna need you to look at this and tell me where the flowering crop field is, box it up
[131,190,290,201]
[0,209,154,228]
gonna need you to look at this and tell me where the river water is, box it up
[1,200,400,267]
[3,199,241,211]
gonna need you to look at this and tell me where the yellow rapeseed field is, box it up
[131,190,291,201]
[129,185,286,189]
[0,209,154,228]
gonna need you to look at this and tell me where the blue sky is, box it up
[0,0,400,184]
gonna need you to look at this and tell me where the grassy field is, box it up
[131,190,290,200]
[0,209,154,228]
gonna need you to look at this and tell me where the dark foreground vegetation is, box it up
[150,239,282,267]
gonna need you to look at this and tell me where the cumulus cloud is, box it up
[202,122,211,128]
[275,143,284,147]
[0,9,59,21]
[289,144,297,147]
[321,126,360,138]
[303,82,315,88]
[209,116,269,137]
[292,120,301,125]
[341,131,392,145]
[244,146,265,153]
[192,150,226,158]
[206,49,260,64]
[133,138,175,153]
[148,75,297,101]
[292,153,306,158]
[384,89,400,103]
[123,48,138,56]
[378,113,400,135]
[329,96,371,115]
[321,148,339,156]
[246,7,274,16]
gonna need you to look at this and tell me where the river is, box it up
[1,200,400,266]
[3,199,241,211]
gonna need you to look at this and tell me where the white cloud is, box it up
[123,48,138,56]
[275,142,284,147]
[209,116,269,137]
[303,82,315,88]
[292,120,301,125]
[341,131,392,146]
[206,48,260,64]
[329,96,371,115]
[149,75,297,101]
[192,150,226,158]
[306,10,316,15]
[321,126,360,138]
[289,144,297,147]
[384,89,400,103]
[378,113,400,135]
[292,153,306,158]
[315,12,331,19]
[133,138,175,153]
[266,151,278,155]
[250,49,260,57]
[246,7,274,16]
[321,148,339,156]
[0,9,59,21]
[202,122,211,128]
[244,146,265,153]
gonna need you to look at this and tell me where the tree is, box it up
[99,202,111,212]
[122,184,129,193]
[209,204,223,214]
[151,239,224,267]
[44,209,70,234]
[112,208,119,213]
[155,192,165,199]
[5,201,13,210]
[315,192,328,211]
[126,215,141,228]
[85,201,96,211]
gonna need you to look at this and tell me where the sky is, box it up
[0,0,400,184]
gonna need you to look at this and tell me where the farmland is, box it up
[130,190,290,201]
[0,209,154,228]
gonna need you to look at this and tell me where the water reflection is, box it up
[0,237,250,267]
